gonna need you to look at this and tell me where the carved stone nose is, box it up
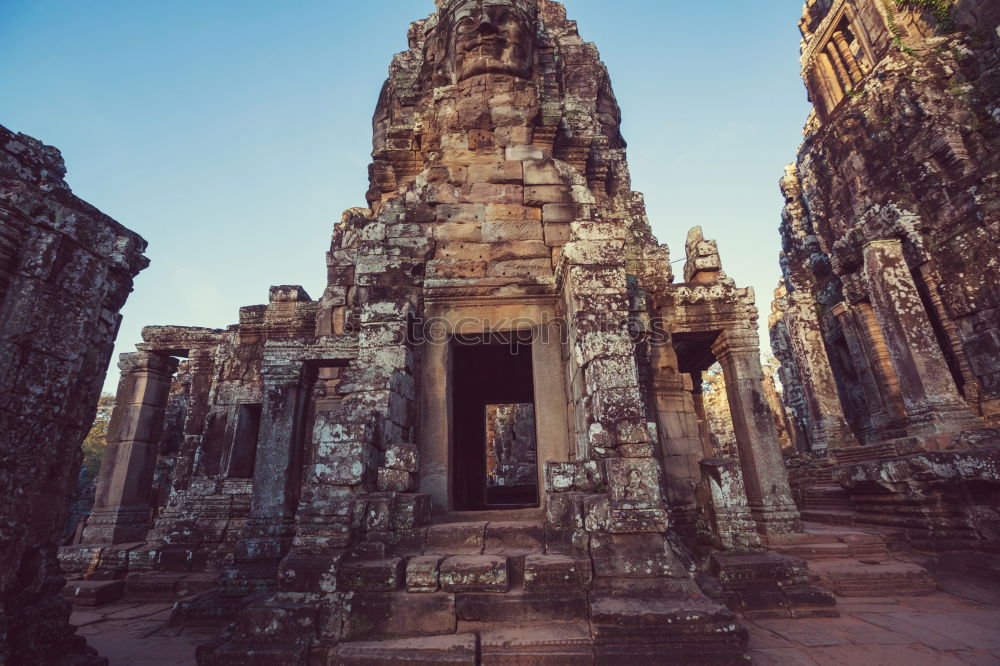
[475,21,500,36]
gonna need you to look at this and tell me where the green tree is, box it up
[80,394,114,484]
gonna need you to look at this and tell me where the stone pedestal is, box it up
[82,352,179,545]
[713,331,802,535]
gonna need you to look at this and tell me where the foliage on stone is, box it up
[80,394,114,484]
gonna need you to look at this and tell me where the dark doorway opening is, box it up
[452,335,538,510]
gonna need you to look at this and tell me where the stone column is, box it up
[824,41,853,92]
[915,262,983,408]
[831,301,891,440]
[174,348,215,488]
[831,31,863,83]
[815,52,845,110]
[712,330,802,535]
[862,240,981,444]
[650,341,704,533]
[82,352,179,544]
[852,300,909,422]
[228,358,315,590]
[784,291,859,452]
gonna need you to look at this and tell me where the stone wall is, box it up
[772,0,1000,450]
[0,125,147,664]
[771,0,1000,545]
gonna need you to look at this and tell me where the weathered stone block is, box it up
[435,242,490,262]
[485,203,541,222]
[426,259,487,279]
[339,558,405,592]
[384,444,419,472]
[482,219,543,242]
[522,159,563,185]
[463,183,523,204]
[487,259,552,278]
[425,522,485,555]
[505,145,544,161]
[488,241,549,261]
[524,185,570,206]
[468,161,523,184]
[377,467,417,492]
[406,555,443,592]
[440,555,509,592]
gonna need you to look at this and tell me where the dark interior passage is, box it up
[451,335,538,510]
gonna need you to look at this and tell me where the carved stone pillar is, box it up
[815,52,845,110]
[82,352,179,544]
[915,262,983,409]
[831,31,863,84]
[862,240,982,445]
[824,41,853,92]
[712,330,802,535]
[227,358,315,591]
[784,290,858,451]
[831,301,891,440]
[852,300,909,422]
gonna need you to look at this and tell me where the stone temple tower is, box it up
[67,1,808,662]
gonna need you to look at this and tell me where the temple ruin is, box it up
[771,0,1000,550]
[2,0,997,663]
[53,0,842,662]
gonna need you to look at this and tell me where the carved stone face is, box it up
[445,0,536,82]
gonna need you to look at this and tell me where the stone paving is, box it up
[71,603,213,666]
[72,586,1000,665]
[747,593,1000,665]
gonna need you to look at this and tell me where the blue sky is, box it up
[0,1,812,393]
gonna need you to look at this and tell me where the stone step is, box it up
[341,592,457,642]
[340,557,405,592]
[588,596,747,664]
[479,621,593,665]
[425,522,488,555]
[456,589,590,622]
[406,555,444,593]
[63,579,125,606]
[334,633,478,665]
[808,559,937,597]
[440,555,509,593]
[125,571,219,601]
[800,509,859,526]
[523,553,593,591]
[770,542,853,559]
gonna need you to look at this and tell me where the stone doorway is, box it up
[451,336,539,511]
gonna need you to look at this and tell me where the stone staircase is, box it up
[194,516,751,664]
[799,483,856,525]
[325,519,749,664]
[768,523,937,598]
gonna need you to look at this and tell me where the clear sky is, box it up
[0,0,812,394]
